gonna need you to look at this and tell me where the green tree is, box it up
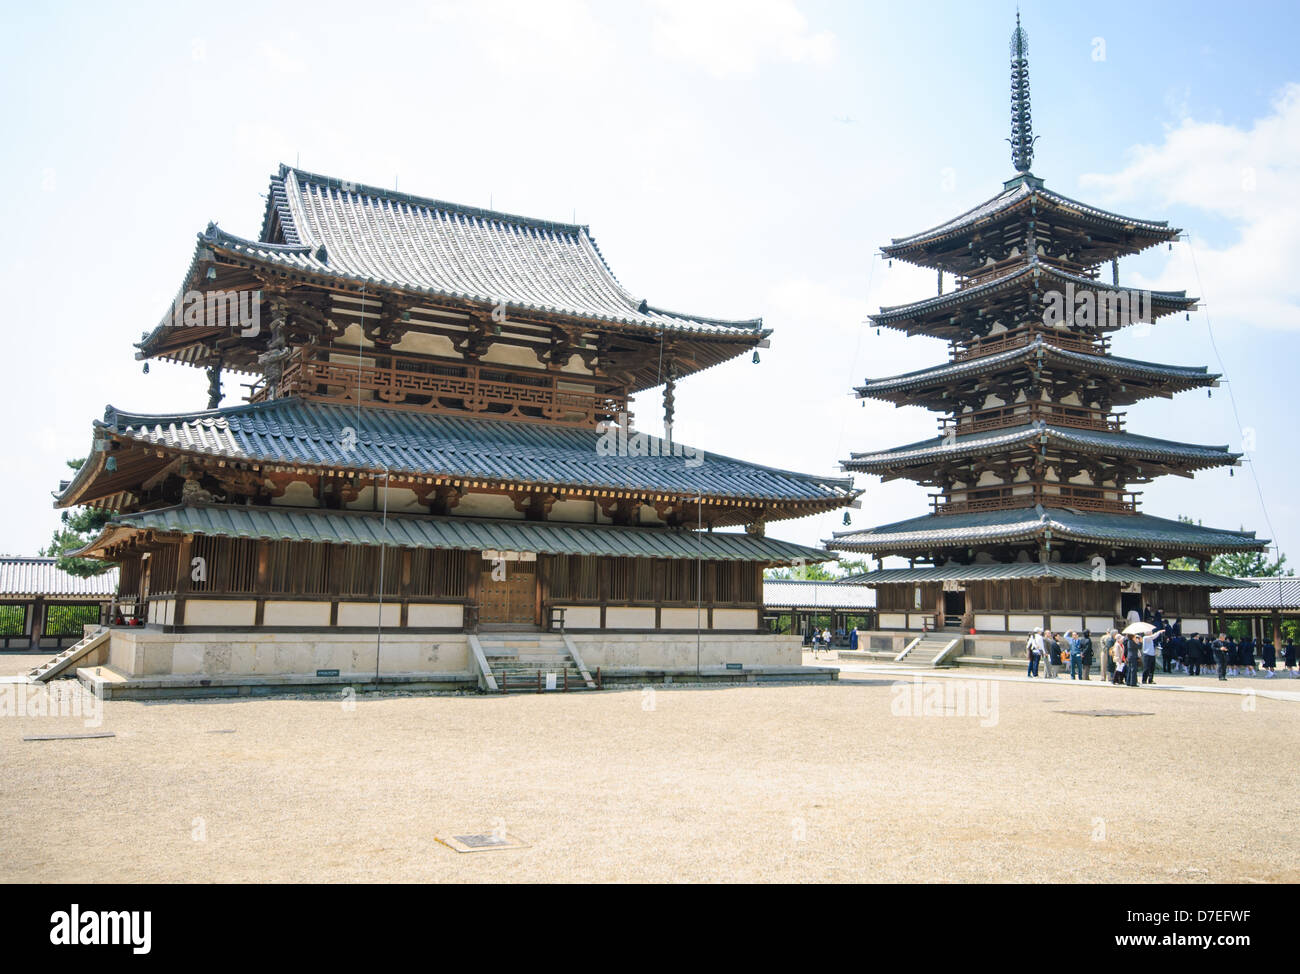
[1167,516,1290,577]
[764,556,873,581]
[765,561,837,581]
[1207,550,1291,578]
[39,459,115,578]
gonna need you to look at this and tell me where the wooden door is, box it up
[479,559,537,626]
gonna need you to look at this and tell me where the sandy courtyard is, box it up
[1,663,1296,883]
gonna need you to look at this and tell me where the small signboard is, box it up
[316,669,340,678]
[545,672,557,690]
[725,662,744,671]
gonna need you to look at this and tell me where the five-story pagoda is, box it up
[828,17,1262,641]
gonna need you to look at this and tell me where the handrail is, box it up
[257,345,629,428]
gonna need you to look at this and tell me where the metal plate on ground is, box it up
[22,731,116,742]
[1055,709,1154,717]
[436,832,529,853]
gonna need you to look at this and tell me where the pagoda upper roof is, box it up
[856,337,1219,407]
[56,398,855,523]
[871,258,1196,336]
[826,505,1265,557]
[881,175,1180,270]
[843,422,1239,475]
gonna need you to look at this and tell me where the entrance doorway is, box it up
[479,557,537,627]
[1121,592,1142,621]
[943,590,965,627]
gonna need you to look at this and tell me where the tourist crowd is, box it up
[1024,606,1299,684]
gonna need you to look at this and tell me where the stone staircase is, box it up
[894,632,962,668]
[28,627,110,683]
[476,632,599,693]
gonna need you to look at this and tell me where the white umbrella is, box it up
[1123,621,1155,636]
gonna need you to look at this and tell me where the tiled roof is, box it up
[827,506,1265,554]
[844,422,1238,472]
[763,579,877,610]
[846,562,1254,589]
[1209,577,1300,610]
[0,557,118,598]
[199,166,765,338]
[871,260,1195,328]
[883,180,1177,254]
[63,398,853,510]
[856,338,1217,400]
[83,505,829,565]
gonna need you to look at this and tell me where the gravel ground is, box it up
[2,667,1295,884]
[0,652,51,678]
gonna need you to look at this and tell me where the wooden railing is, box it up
[940,402,1124,436]
[258,345,629,428]
[950,326,1107,362]
[932,483,1140,516]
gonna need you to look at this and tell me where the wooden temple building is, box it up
[56,165,854,693]
[827,17,1261,647]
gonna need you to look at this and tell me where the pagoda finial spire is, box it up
[1008,10,1037,173]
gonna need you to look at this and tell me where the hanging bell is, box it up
[752,350,760,364]
[105,455,117,472]
[1230,468,1234,477]
[205,266,218,281]
[843,511,852,526]
[142,362,149,374]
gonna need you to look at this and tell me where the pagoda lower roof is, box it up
[856,337,1218,406]
[844,422,1238,474]
[839,562,1254,589]
[882,176,1179,266]
[826,506,1265,556]
[57,398,855,518]
[870,259,1195,337]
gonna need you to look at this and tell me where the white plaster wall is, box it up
[974,613,1007,632]
[407,603,463,628]
[661,607,705,629]
[1007,614,1043,632]
[272,481,316,507]
[557,606,601,628]
[455,492,524,520]
[712,608,758,630]
[605,607,656,629]
[186,600,257,627]
[1049,614,1081,633]
[337,602,402,627]
[263,601,331,627]
[547,499,597,523]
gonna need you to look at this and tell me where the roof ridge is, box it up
[282,164,591,236]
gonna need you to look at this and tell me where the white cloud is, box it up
[649,0,834,79]
[1080,83,1300,331]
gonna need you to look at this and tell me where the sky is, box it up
[1,0,1297,566]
